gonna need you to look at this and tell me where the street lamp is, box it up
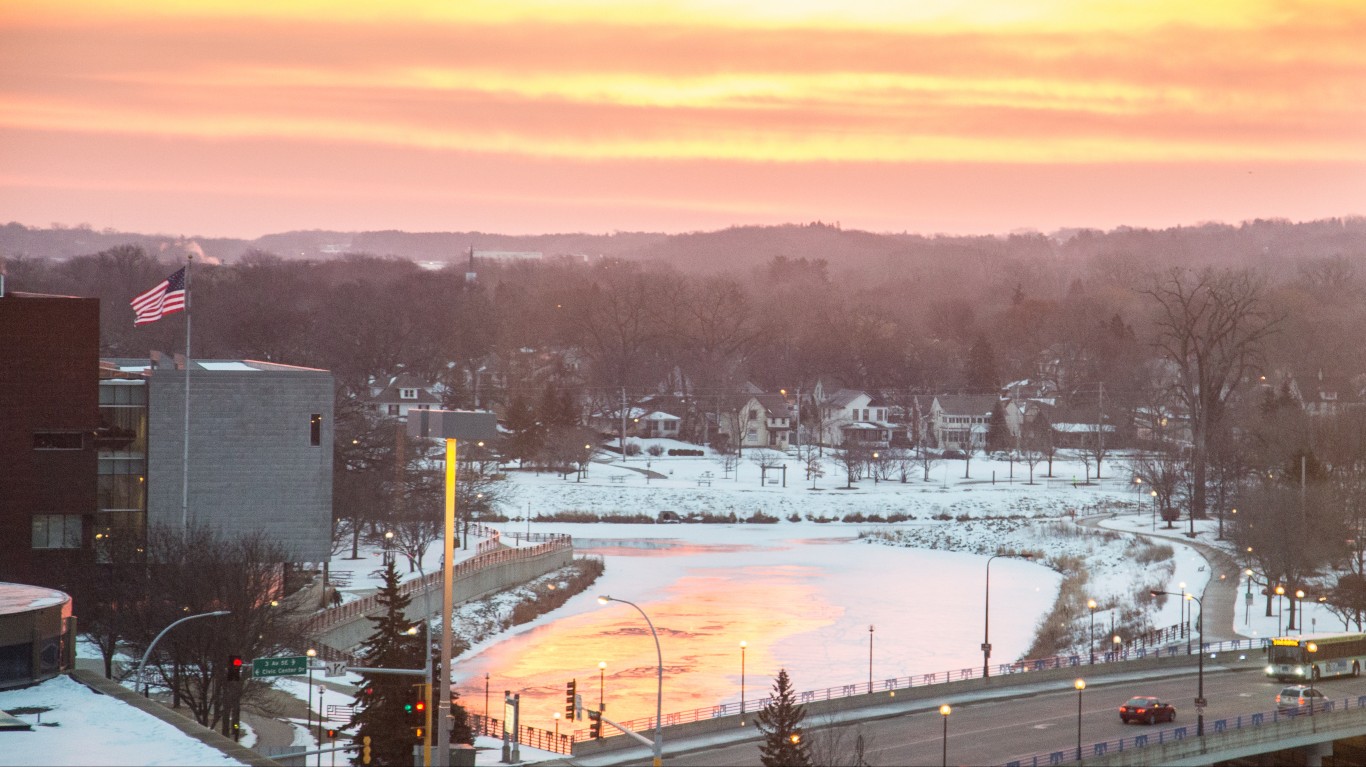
[1112,635,1122,661]
[306,648,317,746]
[868,625,874,693]
[939,704,951,767]
[984,552,1034,677]
[136,609,231,697]
[739,641,747,726]
[1087,599,1097,664]
[872,452,879,484]
[598,661,607,714]
[553,711,561,740]
[1150,489,1158,531]
[1244,569,1254,627]
[1152,590,1206,736]
[1308,642,1319,718]
[598,595,664,767]
[1276,585,1286,636]
[1295,589,1305,635]
[1074,679,1085,762]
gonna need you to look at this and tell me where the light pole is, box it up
[408,624,434,766]
[1074,679,1085,762]
[868,625,874,693]
[1112,635,1122,661]
[1179,581,1188,651]
[872,451,879,484]
[599,595,664,767]
[1308,642,1319,718]
[136,609,231,697]
[553,711,561,740]
[484,673,490,736]
[1296,589,1305,635]
[739,641,747,725]
[598,660,607,714]
[1276,585,1286,636]
[1151,489,1158,531]
[1153,589,1205,736]
[984,552,1033,677]
[306,648,317,748]
[1087,599,1097,664]
[939,704,951,767]
[1245,569,1254,627]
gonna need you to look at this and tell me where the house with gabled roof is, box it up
[369,372,441,422]
[718,393,792,451]
[815,388,892,447]
[929,394,998,451]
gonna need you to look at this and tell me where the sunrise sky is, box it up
[1,0,1363,238]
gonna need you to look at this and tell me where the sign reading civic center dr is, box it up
[252,656,309,677]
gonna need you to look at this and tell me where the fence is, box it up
[299,535,573,638]
[568,632,1269,743]
[470,713,573,755]
[1001,694,1366,766]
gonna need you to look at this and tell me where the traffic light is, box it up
[588,709,602,739]
[226,655,242,681]
[361,735,372,765]
[565,679,577,719]
[326,728,336,739]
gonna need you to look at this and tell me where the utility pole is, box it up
[620,387,628,461]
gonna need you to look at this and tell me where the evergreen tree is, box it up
[351,561,423,766]
[756,669,812,767]
[503,393,543,467]
[963,334,998,392]
[986,400,1011,452]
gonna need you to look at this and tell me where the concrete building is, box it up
[114,354,335,562]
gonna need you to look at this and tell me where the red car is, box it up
[1119,696,1177,725]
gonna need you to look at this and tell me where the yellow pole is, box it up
[423,682,433,766]
[436,439,457,767]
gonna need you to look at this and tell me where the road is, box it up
[609,666,1357,766]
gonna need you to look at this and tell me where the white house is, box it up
[369,372,441,422]
[815,388,891,447]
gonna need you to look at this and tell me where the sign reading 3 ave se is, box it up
[252,655,309,677]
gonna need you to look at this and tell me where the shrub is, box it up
[667,448,704,456]
[647,444,665,456]
[506,557,606,625]
[749,511,780,524]
[842,512,867,523]
[885,512,913,522]
[624,442,642,456]
[786,513,802,522]
[932,512,953,521]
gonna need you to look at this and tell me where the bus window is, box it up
[1269,644,1304,665]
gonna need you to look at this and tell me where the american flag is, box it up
[131,267,187,326]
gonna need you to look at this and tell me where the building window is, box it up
[310,413,322,446]
[32,514,82,549]
[33,432,84,450]
[400,388,418,400]
[387,405,400,415]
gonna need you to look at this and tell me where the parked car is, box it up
[941,449,967,460]
[1119,696,1176,725]
[1276,685,1325,714]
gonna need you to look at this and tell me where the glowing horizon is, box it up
[1,1,1362,239]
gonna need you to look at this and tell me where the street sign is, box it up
[981,642,991,653]
[1194,697,1207,709]
[252,655,309,677]
[325,660,346,677]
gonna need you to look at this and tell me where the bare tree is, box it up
[1142,268,1279,520]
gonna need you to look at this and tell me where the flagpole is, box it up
[182,254,192,538]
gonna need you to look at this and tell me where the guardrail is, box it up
[471,713,573,755]
[299,535,573,638]
[569,634,1270,743]
[1002,694,1366,766]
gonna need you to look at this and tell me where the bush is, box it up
[842,512,867,523]
[932,512,953,520]
[807,514,837,523]
[647,444,665,457]
[623,442,642,456]
[667,448,705,456]
[885,512,913,522]
[506,557,606,625]
[749,511,780,524]
[786,513,802,522]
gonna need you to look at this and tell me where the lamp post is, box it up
[872,452,879,484]
[1087,599,1097,664]
[739,641,747,725]
[1244,569,1254,627]
[939,704,951,767]
[1153,589,1205,736]
[1179,581,1189,652]
[1151,489,1158,531]
[306,648,317,747]
[1074,679,1085,762]
[598,661,607,713]
[484,673,490,736]
[1276,585,1286,636]
[868,625,874,693]
[1295,589,1305,635]
[984,552,1033,677]
[136,609,231,697]
[598,595,663,767]
[383,530,394,565]
[1308,642,1319,718]
[1112,635,1122,661]
[553,711,560,739]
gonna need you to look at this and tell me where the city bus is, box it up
[1266,633,1366,681]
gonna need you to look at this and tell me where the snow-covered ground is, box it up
[0,675,245,766]
[55,440,1347,765]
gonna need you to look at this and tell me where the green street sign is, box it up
[252,655,309,677]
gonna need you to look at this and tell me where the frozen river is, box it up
[450,524,1057,732]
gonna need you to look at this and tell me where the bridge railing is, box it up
[1001,694,1366,766]
[569,633,1269,743]
[470,714,573,755]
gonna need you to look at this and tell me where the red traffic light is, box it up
[414,700,426,712]
[231,657,243,668]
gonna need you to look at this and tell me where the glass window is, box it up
[31,515,82,549]
[310,413,323,446]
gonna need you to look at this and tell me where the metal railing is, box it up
[471,713,573,755]
[1001,694,1366,766]
[568,632,1269,743]
[299,535,572,638]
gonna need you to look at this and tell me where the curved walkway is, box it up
[1079,513,1242,641]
